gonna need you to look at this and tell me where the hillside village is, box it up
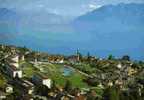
[0,44,144,100]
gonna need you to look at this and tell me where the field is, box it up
[21,62,88,88]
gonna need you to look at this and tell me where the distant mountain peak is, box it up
[72,3,144,58]
[74,3,144,23]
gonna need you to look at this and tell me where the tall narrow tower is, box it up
[76,49,80,61]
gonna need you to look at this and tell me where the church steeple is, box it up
[76,49,80,61]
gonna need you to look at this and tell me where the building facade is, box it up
[32,74,51,88]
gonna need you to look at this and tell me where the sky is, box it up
[0,0,144,16]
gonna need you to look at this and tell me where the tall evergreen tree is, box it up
[64,80,72,92]
[103,86,120,100]
[108,54,114,60]
[87,52,91,62]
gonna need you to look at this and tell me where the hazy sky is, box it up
[0,0,144,16]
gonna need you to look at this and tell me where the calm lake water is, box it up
[62,66,74,76]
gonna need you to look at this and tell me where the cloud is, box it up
[89,4,102,10]
[81,3,102,13]
[89,4,97,9]
[1,0,144,16]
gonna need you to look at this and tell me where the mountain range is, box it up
[72,3,144,59]
[0,3,144,60]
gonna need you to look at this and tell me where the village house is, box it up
[0,45,4,49]
[47,55,64,64]
[32,74,51,88]
[21,80,34,95]
[115,79,124,89]
[2,54,23,78]
[0,91,6,100]
[107,81,114,87]
[67,55,79,64]
[5,84,13,94]
[56,58,64,64]
[59,95,71,100]
[117,63,122,69]
[13,79,34,95]
[19,54,25,61]
[8,54,19,68]
[11,55,19,62]
[21,55,25,61]
[8,59,19,68]
[9,54,19,63]
[6,64,22,78]
[127,67,137,76]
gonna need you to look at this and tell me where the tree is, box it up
[103,86,120,100]
[35,85,49,96]
[51,80,57,90]
[64,80,72,92]
[87,89,97,100]
[108,54,114,60]
[6,94,15,100]
[119,91,130,100]
[86,78,99,86]
[11,88,22,100]
[131,63,140,69]
[0,74,6,87]
[18,46,29,55]
[71,88,80,96]
[87,52,91,63]
[141,88,144,100]
[129,89,141,100]
[122,55,130,61]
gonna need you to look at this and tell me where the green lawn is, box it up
[21,62,88,88]
[21,62,39,78]
[39,64,88,87]
[51,72,88,88]
[49,64,88,88]
[0,73,7,87]
[68,73,88,88]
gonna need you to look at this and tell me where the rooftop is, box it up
[8,64,20,71]
[34,73,49,80]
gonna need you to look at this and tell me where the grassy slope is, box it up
[0,73,7,87]
[21,62,88,88]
